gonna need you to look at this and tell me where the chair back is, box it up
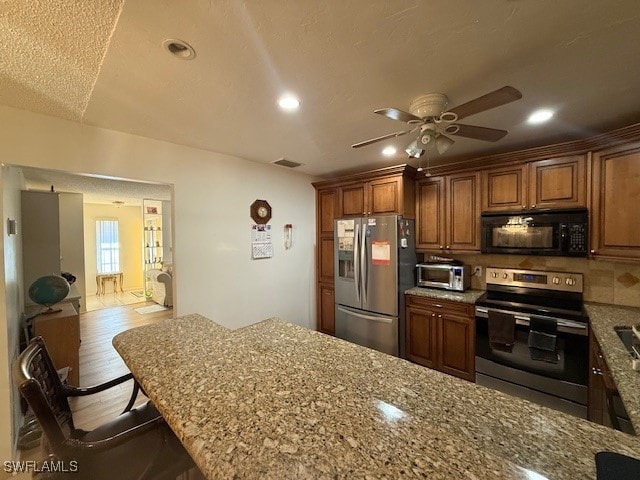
[12,337,74,454]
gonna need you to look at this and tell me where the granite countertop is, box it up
[114,314,640,479]
[405,286,485,304]
[586,303,640,431]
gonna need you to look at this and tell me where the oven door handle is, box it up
[475,306,588,335]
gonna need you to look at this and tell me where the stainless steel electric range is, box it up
[475,267,589,418]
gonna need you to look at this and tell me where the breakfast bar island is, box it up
[113,315,640,479]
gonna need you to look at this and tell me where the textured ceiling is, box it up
[2,1,640,177]
[19,165,171,205]
[0,0,123,120]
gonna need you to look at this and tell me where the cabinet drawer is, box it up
[406,294,474,317]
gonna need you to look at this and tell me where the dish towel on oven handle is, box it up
[488,310,516,353]
[528,317,558,363]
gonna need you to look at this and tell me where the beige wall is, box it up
[454,253,640,307]
[83,203,144,294]
[0,166,25,464]
[0,105,316,463]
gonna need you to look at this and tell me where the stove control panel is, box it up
[485,267,583,293]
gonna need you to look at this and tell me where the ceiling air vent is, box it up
[272,158,302,168]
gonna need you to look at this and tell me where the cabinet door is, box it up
[591,143,640,259]
[588,330,606,425]
[482,164,528,212]
[529,155,586,209]
[447,172,481,251]
[317,189,337,235]
[318,238,334,283]
[438,314,475,382]
[368,176,401,215]
[318,284,335,335]
[340,184,365,217]
[405,306,437,368]
[416,177,446,250]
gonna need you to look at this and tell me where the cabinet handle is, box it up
[531,204,537,208]
[433,304,443,309]
[431,313,436,317]
[521,205,526,209]
[439,245,444,249]
[590,249,596,254]
[446,245,450,249]
[437,314,442,318]
[592,367,602,376]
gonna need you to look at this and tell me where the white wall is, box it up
[0,166,26,464]
[0,105,317,329]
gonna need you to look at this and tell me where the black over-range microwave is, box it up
[480,208,588,257]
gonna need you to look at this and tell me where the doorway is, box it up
[14,165,174,314]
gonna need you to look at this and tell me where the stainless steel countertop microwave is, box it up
[416,263,470,292]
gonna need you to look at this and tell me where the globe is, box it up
[29,275,70,313]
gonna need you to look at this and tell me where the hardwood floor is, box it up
[70,301,172,430]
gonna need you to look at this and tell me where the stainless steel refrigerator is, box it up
[334,215,416,357]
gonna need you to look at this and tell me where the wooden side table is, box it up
[33,303,80,386]
[96,272,124,295]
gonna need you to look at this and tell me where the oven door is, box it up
[475,306,588,413]
[481,215,561,255]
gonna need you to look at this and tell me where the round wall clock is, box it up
[250,199,272,224]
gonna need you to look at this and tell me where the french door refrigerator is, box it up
[334,215,416,357]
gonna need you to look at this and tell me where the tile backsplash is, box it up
[439,254,640,308]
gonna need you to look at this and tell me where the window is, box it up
[96,219,120,274]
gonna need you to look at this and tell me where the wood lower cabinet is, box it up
[416,172,480,253]
[591,142,640,260]
[405,295,475,381]
[588,330,634,433]
[318,284,335,335]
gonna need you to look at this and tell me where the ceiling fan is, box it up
[352,86,523,158]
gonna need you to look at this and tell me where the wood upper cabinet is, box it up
[317,189,337,235]
[528,155,586,209]
[405,295,475,381]
[591,142,640,259]
[446,172,481,251]
[482,156,586,212]
[416,177,446,250]
[416,172,480,252]
[337,171,415,218]
[482,164,528,212]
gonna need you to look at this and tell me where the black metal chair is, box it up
[13,337,196,480]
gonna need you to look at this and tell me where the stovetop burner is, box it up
[477,267,588,322]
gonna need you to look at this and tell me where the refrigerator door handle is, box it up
[354,222,361,304]
[361,222,368,304]
[337,306,394,324]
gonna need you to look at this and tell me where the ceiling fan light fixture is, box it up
[435,134,455,155]
[405,140,424,158]
[439,111,458,123]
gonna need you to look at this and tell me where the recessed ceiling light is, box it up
[528,109,554,124]
[382,146,396,157]
[278,94,300,111]
[162,39,196,60]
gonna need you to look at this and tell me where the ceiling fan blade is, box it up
[448,86,522,121]
[351,130,410,149]
[374,108,422,123]
[451,124,509,142]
